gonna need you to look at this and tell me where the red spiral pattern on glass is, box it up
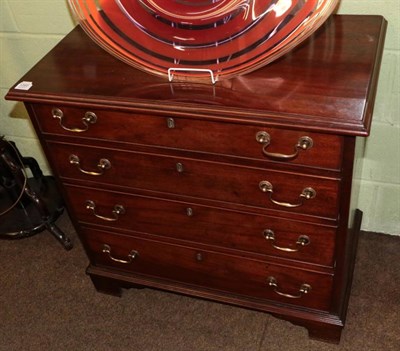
[68,0,339,81]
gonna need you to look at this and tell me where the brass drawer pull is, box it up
[102,244,138,264]
[267,276,311,299]
[52,108,97,132]
[259,181,316,208]
[263,229,310,252]
[256,131,313,161]
[86,200,125,221]
[69,154,111,176]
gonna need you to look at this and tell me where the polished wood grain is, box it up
[32,104,344,171]
[45,140,341,219]
[63,183,338,267]
[82,226,334,311]
[5,14,387,344]
[7,15,386,136]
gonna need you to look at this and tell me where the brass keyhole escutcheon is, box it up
[195,252,203,262]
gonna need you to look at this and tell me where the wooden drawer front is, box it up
[34,104,343,170]
[64,184,337,266]
[82,227,334,311]
[48,142,340,219]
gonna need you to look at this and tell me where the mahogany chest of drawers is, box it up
[6,15,387,343]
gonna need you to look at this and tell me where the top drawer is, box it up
[32,104,343,171]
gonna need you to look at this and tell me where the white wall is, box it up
[337,1,400,234]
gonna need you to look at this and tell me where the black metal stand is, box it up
[0,138,72,250]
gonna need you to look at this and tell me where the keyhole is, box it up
[167,118,175,128]
[176,162,184,173]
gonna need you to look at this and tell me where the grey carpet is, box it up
[1,213,399,351]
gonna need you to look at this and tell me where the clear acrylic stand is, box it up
[168,68,217,84]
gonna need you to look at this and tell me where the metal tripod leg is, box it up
[45,221,73,250]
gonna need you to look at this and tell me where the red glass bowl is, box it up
[68,0,339,82]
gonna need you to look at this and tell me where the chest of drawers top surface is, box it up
[6,15,386,136]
